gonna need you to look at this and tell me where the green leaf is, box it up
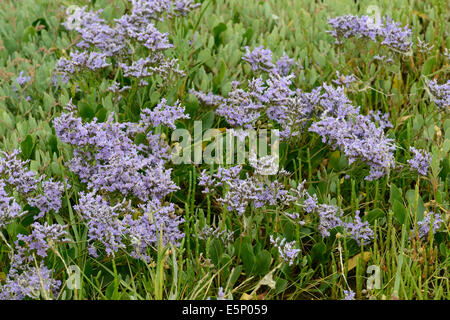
[311,241,328,265]
[79,103,95,121]
[240,241,256,275]
[22,26,37,42]
[242,28,254,45]
[254,250,271,275]
[213,22,227,47]
[20,135,34,160]
[421,57,436,76]
[95,107,108,122]
[201,111,215,131]
[389,183,402,205]
[208,238,224,266]
[392,200,407,225]
[362,208,385,225]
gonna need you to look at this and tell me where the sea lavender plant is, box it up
[427,79,450,110]
[327,15,412,53]
[316,204,345,237]
[343,289,356,300]
[0,149,66,220]
[0,222,68,300]
[344,212,374,246]
[270,235,301,266]
[407,147,431,176]
[309,102,396,181]
[411,212,444,240]
[332,71,357,88]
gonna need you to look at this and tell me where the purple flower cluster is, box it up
[309,101,396,181]
[407,147,431,176]
[12,71,32,101]
[198,165,299,215]
[140,98,189,129]
[53,102,179,201]
[193,46,396,170]
[197,225,234,244]
[316,204,345,237]
[243,46,276,73]
[327,15,412,53]
[270,235,301,266]
[332,71,356,88]
[343,289,356,300]
[0,222,68,300]
[411,212,444,240]
[55,51,111,75]
[54,97,187,260]
[344,213,374,246]
[314,205,374,246]
[0,149,66,221]
[56,1,199,87]
[427,79,450,110]
[75,191,184,262]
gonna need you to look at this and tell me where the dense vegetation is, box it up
[0,0,448,300]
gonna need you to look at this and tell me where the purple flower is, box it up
[140,98,189,129]
[327,15,412,53]
[309,99,396,181]
[270,235,301,266]
[27,179,65,219]
[243,46,275,73]
[345,212,374,246]
[427,79,449,110]
[411,212,444,240]
[0,181,25,228]
[275,53,296,76]
[407,147,431,176]
[316,204,344,237]
[332,71,356,88]
[343,289,355,300]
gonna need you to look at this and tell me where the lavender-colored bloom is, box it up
[56,51,111,77]
[0,222,67,300]
[275,53,296,76]
[119,55,184,79]
[303,193,318,213]
[54,104,178,201]
[343,289,356,300]
[17,222,69,258]
[332,71,356,88]
[0,181,25,228]
[13,71,32,93]
[427,79,450,110]
[189,89,225,106]
[270,235,300,266]
[199,165,299,215]
[243,46,276,73]
[309,101,396,181]
[197,225,234,244]
[327,15,412,53]
[407,147,431,176]
[140,99,189,129]
[0,149,40,194]
[75,192,128,257]
[27,179,65,219]
[0,263,61,300]
[345,213,374,246]
[316,204,344,237]
[411,212,444,240]
[75,191,184,261]
[124,201,184,262]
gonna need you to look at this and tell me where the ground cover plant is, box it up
[0,0,448,300]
